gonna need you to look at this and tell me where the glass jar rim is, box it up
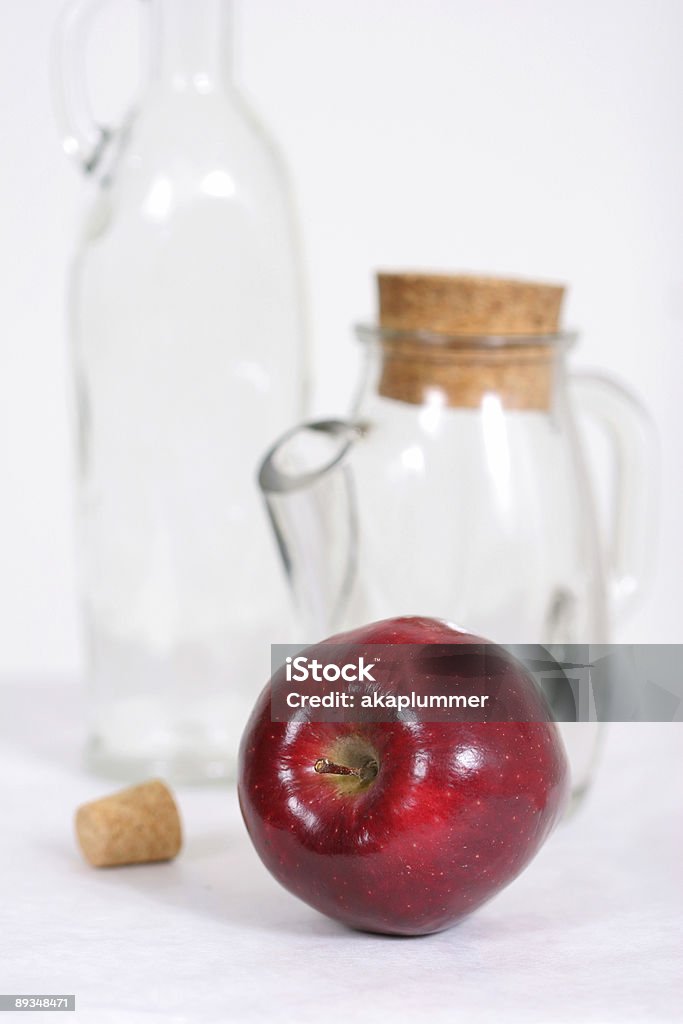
[355,324,577,351]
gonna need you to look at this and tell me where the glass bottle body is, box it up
[59,0,308,780]
[346,377,606,645]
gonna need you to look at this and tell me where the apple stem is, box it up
[314,757,379,783]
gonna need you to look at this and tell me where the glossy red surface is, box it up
[238,617,569,936]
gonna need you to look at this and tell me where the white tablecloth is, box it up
[1,679,680,1024]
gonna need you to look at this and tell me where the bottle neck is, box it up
[149,0,234,91]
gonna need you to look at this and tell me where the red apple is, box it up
[238,616,569,936]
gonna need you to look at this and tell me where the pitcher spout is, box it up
[259,420,362,637]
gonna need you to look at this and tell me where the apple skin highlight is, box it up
[238,616,569,937]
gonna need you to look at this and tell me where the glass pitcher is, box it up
[53,0,308,781]
[259,274,657,802]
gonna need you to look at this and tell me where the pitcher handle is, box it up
[570,372,658,622]
[51,0,145,174]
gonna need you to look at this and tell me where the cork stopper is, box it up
[376,273,566,409]
[378,273,564,335]
[75,779,182,868]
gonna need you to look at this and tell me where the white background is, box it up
[1,0,682,674]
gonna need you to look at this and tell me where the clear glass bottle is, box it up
[53,0,308,781]
[259,274,657,804]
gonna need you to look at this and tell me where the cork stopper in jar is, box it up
[376,273,566,410]
[75,779,182,868]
